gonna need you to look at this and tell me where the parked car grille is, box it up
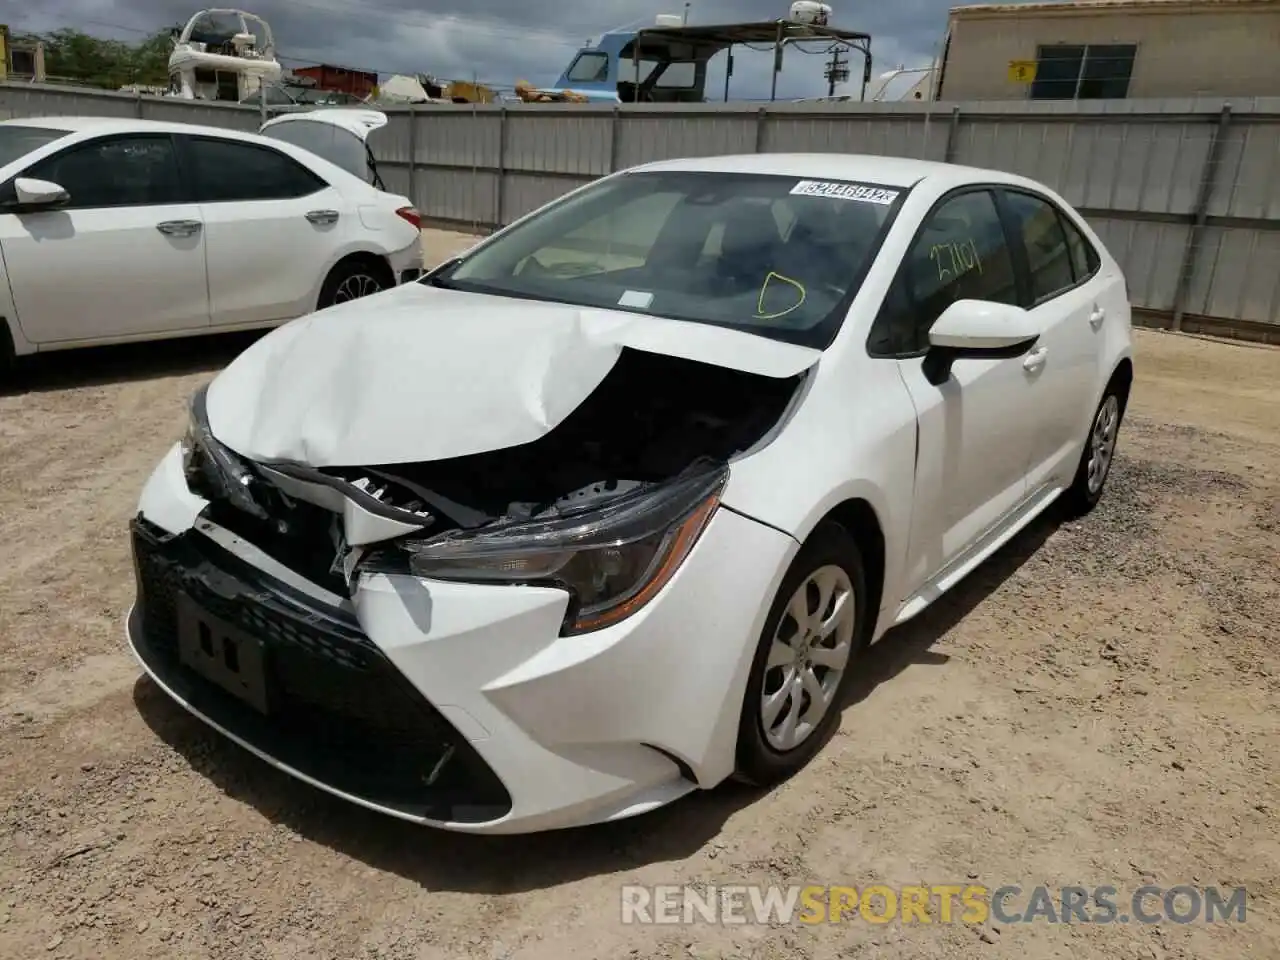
[129,516,512,823]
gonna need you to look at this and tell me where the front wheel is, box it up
[1061,385,1125,517]
[317,260,386,310]
[735,522,868,786]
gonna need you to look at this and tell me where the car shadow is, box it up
[131,508,1063,894]
[0,330,266,397]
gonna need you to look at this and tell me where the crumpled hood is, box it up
[205,282,821,467]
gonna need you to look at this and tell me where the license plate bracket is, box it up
[176,594,270,715]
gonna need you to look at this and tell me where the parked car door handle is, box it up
[306,209,340,225]
[1089,306,1106,329]
[155,219,202,237]
[1023,346,1048,372]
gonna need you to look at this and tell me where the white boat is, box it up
[168,8,282,102]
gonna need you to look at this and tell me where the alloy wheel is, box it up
[334,273,382,303]
[760,564,856,752]
[1087,394,1120,494]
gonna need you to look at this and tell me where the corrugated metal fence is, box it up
[3,83,1279,340]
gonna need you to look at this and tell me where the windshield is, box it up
[436,171,907,348]
[0,125,70,169]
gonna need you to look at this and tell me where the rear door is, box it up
[996,187,1108,492]
[0,132,210,344]
[176,134,348,327]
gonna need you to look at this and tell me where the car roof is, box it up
[627,152,1040,192]
[0,115,292,152]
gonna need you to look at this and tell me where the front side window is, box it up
[870,189,1018,355]
[566,52,610,83]
[24,134,181,209]
[1002,190,1075,302]
[435,171,907,348]
[182,136,326,202]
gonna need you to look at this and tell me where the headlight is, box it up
[181,383,268,519]
[404,462,728,635]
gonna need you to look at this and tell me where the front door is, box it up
[0,133,210,345]
[871,188,1040,595]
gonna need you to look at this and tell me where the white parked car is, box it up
[128,153,1133,834]
[0,116,423,369]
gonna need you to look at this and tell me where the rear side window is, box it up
[1061,212,1100,281]
[24,134,181,209]
[1002,190,1075,303]
[182,136,326,202]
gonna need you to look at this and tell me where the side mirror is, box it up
[923,299,1039,385]
[13,177,70,211]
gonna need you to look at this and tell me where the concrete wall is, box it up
[1,82,1279,340]
[940,0,1280,101]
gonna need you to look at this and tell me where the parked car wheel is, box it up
[0,319,14,381]
[318,258,389,310]
[1062,379,1127,517]
[735,522,869,786]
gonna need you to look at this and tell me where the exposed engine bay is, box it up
[327,349,804,525]
[193,349,807,593]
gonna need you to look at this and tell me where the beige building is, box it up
[934,0,1280,101]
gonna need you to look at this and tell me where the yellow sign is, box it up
[1008,60,1037,83]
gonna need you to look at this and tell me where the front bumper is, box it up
[128,443,799,834]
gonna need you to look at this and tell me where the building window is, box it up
[1030,44,1136,100]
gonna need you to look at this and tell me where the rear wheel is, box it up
[1061,383,1126,517]
[317,258,388,310]
[735,522,868,786]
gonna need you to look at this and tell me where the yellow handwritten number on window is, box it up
[930,238,983,283]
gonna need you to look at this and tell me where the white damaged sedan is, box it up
[127,153,1134,834]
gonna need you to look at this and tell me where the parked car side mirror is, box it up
[13,177,71,211]
[922,299,1039,385]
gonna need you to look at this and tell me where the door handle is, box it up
[1022,346,1048,372]
[156,219,202,237]
[1089,306,1106,329]
[305,209,340,225]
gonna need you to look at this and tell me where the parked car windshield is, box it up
[435,170,907,348]
[0,125,70,169]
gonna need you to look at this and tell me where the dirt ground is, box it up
[0,232,1277,960]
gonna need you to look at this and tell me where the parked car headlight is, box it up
[403,462,728,634]
[180,383,268,519]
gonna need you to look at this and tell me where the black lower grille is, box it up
[130,516,512,823]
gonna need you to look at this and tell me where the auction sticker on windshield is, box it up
[790,180,900,204]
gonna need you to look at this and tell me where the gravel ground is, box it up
[0,232,1277,960]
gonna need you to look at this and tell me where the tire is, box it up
[735,522,869,787]
[317,258,388,310]
[0,318,14,383]
[1060,381,1126,518]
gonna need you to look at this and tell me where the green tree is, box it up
[24,27,178,89]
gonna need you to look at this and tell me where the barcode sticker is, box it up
[790,180,900,204]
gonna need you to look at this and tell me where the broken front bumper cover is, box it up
[127,515,513,823]
[129,440,800,833]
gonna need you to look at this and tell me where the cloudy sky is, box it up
[16,1,992,99]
